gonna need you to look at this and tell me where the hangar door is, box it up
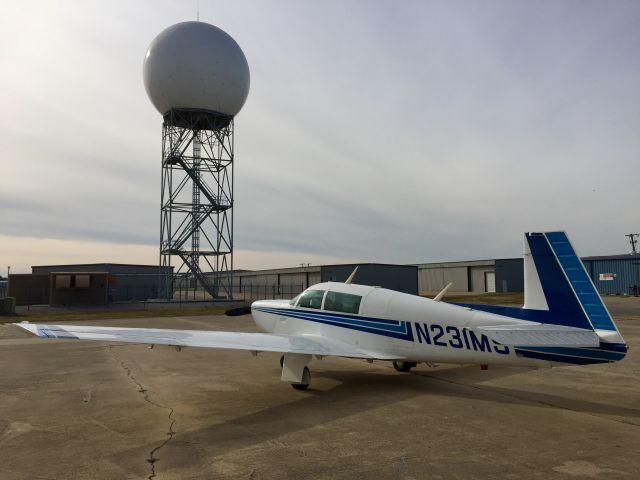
[485,272,496,293]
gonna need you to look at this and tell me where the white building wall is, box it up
[420,266,468,293]
[417,260,495,294]
[470,266,495,292]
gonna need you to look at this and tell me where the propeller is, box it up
[225,306,252,316]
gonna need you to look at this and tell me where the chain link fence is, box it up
[158,274,305,303]
[7,273,307,309]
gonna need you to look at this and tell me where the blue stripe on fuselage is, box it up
[514,349,611,365]
[515,345,626,362]
[253,306,414,341]
[514,344,626,365]
[253,307,624,364]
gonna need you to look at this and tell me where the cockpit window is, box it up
[288,294,301,306]
[323,291,362,314]
[297,289,325,309]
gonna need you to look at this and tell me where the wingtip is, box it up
[13,322,40,336]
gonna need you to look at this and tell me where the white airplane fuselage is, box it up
[253,282,550,368]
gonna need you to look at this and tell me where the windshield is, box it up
[297,289,325,309]
[288,294,301,306]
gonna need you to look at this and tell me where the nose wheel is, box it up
[393,361,416,372]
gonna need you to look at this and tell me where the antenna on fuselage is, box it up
[433,282,453,302]
[345,266,359,284]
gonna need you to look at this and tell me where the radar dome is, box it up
[143,21,250,117]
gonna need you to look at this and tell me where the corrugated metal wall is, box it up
[470,266,494,292]
[583,257,640,295]
[30,264,171,302]
[279,272,306,287]
[419,266,468,292]
[495,258,524,293]
[320,264,418,295]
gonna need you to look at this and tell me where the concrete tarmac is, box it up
[1,310,639,479]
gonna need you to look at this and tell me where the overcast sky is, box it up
[1,0,639,274]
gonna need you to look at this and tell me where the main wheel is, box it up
[280,355,284,368]
[291,367,311,390]
[393,361,416,372]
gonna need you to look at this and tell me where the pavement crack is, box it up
[147,407,176,480]
[108,346,176,480]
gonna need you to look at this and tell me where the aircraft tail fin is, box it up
[524,231,622,338]
[458,231,627,363]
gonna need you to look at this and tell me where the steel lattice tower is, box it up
[160,108,234,299]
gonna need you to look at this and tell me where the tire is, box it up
[280,355,284,368]
[291,367,310,390]
[393,361,416,372]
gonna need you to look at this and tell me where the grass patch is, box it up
[612,315,640,322]
[437,292,524,306]
[4,306,230,323]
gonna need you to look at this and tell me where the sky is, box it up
[1,0,639,274]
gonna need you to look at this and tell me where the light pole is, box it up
[625,233,639,254]
[300,263,311,289]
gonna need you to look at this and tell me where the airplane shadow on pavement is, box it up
[120,363,640,472]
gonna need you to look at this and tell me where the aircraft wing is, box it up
[476,324,599,347]
[13,323,399,360]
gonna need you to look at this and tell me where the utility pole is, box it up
[627,234,640,296]
[299,263,311,289]
[625,233,639,255]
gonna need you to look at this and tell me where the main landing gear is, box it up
[393,361,417,372]
[291,367,311,390]
[280,354,311,390]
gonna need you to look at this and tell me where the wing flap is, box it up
[14,323,377,359]
[476,324,599,347]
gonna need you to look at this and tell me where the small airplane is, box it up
[15,231,627,390]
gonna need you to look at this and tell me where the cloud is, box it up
[1,0,639,272]
[0,234,361,274]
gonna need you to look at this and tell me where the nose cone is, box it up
[252,299,290,309]
[251,299,272,315]
[251,300,267,310]
[251,299,288,333]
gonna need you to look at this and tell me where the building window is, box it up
[75,275,91,288]
[55,275,71,288]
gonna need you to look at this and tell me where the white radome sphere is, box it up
[143,21,250,117]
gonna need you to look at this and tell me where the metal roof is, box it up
[31,263,169,269]
[581,254,640,261]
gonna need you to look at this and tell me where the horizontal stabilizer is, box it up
[477,324,599,347]
[13,323,403,360]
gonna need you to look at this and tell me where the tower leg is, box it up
[159,109,235,300]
